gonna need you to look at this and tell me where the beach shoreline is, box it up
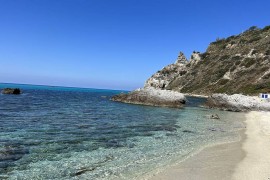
[145,111,270,180]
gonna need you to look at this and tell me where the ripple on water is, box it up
[0,87,245,179]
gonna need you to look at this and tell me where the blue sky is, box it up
[0,0,270,90]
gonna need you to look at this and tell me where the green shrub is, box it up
[239,39,247,44]
[262,73,270,79]
[262,25,270,32]
[219,55,230,61]
[235,61,241,66]
[248,26,260,31]
[238,82,270,95]
[230,65,236,72]
[248,35,261,43]
[200,52,209,59]
[244,58,256,68]
[231,56,241,61]
[218,79,230,85]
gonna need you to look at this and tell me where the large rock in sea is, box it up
[1,88,21,95]
[205,93,270,112]
[111,87,186,108]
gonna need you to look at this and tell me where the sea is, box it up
[0,83,245,179]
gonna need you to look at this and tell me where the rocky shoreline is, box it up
[112,90,270,112]
[205,93,270,112]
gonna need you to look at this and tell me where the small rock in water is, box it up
[210,114,220,119]
[182,130,194,133]
[208,127,217,131]
[72,167,96,177]
[1,88,21,95]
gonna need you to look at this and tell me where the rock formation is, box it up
[1,88,21,95]
[210,114,220,119]
[189,51,202,67]
[205,93,270,112]
[144,52,188,89]
[111,87,186,108]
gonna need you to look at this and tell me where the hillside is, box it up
[145,25,270,95]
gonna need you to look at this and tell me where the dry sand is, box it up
[232,111,270,180]
[147,111,270,180]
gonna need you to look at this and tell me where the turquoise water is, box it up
[0,83,244,179]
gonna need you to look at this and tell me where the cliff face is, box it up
[145,26,270,95]
[144,52,189,89]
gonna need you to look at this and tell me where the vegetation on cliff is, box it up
[147,25,270,95]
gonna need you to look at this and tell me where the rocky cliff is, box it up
[146,25,270,95]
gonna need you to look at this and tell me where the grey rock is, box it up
[210,114,220,119]
[205,93,270,112]
[144,52,189,89]
[175,51,188,64]
[111,87,186,108]
[189,51,202,67]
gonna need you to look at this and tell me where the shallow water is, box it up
[0,83,245,179]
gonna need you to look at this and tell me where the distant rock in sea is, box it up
[1,88,21,95]
[111,87,186,108]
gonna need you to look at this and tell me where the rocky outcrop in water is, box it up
[111,87,186,108]
[1,88,21,95]
[205,93,270,112]
[210,114,220,119]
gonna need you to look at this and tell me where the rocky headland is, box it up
[112,25,270,111]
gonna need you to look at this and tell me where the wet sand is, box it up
[148,111,270,180]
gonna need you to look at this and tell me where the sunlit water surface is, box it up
[0,83,245,179]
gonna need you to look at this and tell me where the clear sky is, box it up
[0,0,269,90]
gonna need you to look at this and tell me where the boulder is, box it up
[1,88,21,95]
[111,87,186,108]
[210,114,220,119]
[189,51,202,67]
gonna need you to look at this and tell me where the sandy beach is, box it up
[148,111,270,180]
[232,111,270,180]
